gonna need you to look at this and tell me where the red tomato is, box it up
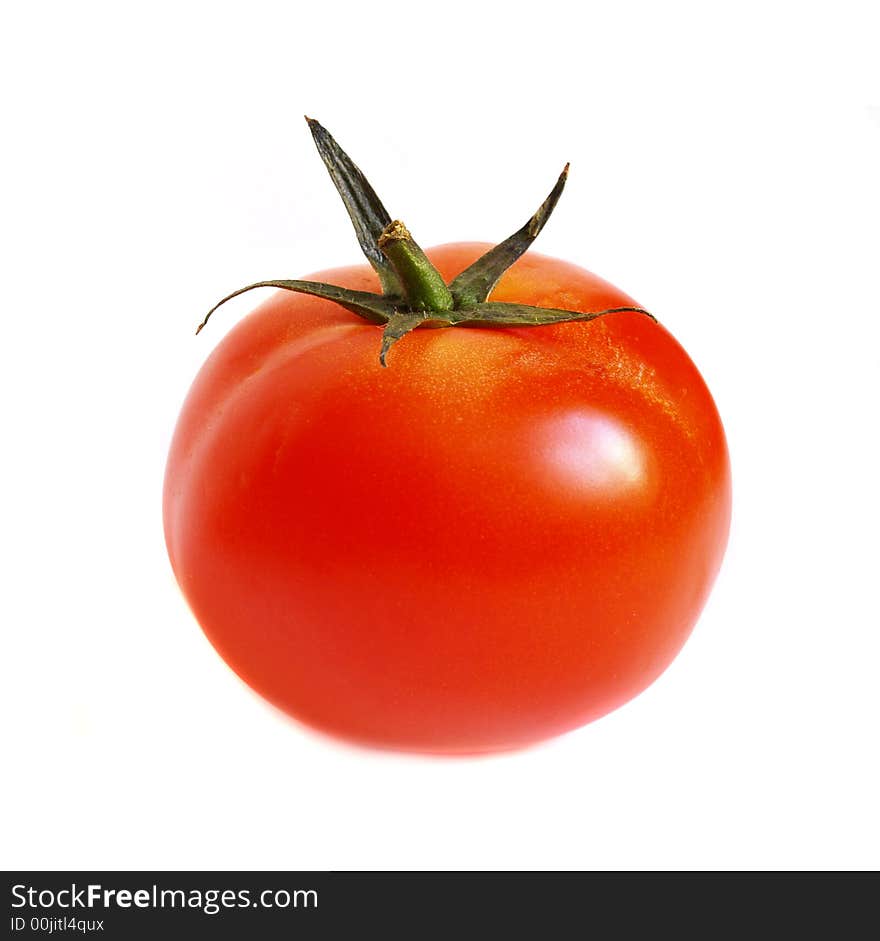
[164,244,730,753]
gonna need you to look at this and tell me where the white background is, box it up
[2,1,878,871]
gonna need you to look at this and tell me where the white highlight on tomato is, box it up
[542,411,646,493]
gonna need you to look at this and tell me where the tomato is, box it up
[164,242,730,753]
[164,120,730,753]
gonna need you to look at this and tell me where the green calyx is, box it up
[197,118,655,365]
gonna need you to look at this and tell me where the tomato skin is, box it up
[164,244,731,753]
